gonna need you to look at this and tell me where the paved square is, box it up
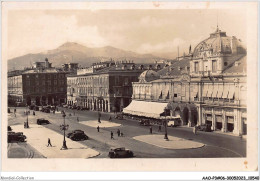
[11,124,100,158]
[80,120,121,128]
[133,135,204,149]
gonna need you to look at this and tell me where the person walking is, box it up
[33,111,35,116]
[117,129,121,137]
[14,108,16,113]
[193,126,197,135]
[97,126,100,132]
[77,117,79,122]
[47,138,52,147]
[150,126,153,134]
[158,125,161,132]
[109,116,112,122]
[111,131,114,139]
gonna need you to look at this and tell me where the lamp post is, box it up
[60,111,69,150]
[164,108,168,140]
[25,104,29,128]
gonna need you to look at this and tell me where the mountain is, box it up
[8,42,167,70]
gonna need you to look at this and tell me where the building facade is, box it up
[125,28,247,136]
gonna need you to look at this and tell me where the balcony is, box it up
[202,98,240,107]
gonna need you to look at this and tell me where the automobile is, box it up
[139,120,151,126]
[8,126,12,131]
[115,113,124,120]
[72,105,78,110]
[66,130,84,138]
[34,106,39,111]
[37,118,50,125]
[67,130,88,141]
[8,131,27,143]
[197,124,212,132]
[29,105,35,110]
[44,108,51,113]
[167,117,182,127]
[108,147,134,158]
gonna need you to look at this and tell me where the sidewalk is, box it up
[133,135,204,149]
[11,124,100,158]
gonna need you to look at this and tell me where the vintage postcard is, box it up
[1,1,258,177]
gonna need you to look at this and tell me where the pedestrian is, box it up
[117,129,121,137]
[120,132,124,137]
[24,122,26,128]
[53,110,55,114]
[158,125,161,132]
[77,117,79,122]
[193,126,197,135]
[14,108,16,113]
[109,116,112,122]
[111,131,114,139]
[150,126,152,134]
[47,138,52,147]
[97,126,100,132]
[33,111,35,116]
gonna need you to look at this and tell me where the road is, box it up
[7,107,246,158]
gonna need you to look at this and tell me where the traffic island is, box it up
[11,124,100,158]
[80,120,121,128]
[133,135,205,149]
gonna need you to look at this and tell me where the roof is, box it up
[193,28,246,57]
[223,55,247,74]
[22,68,66,74]
[157,58,190,77]
[138,70,160,82]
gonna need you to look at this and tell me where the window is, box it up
[48,87,51,92]
[60,87,64,92]
[54,80,57,85]
[194,62,199,73]
[48,74,51,79]
[174,94,178,97]
[54,87,57,92]
[212,60,217,73]
[42,88,45,93]
[224,62,228,66]
[35,87,39,93]
[36,81,39,86]
[42,81,45,86]
[54,74,57,79]
[26,81,30,86]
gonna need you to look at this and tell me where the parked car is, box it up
[67,130,88,141]
[139,120,151,126]
[108,147,134,158]
[37,118,50,125]
[8,126,12,131]
[167,117,182,127]
[197,124,212,132]
[34,106,39,111]
[8,132,27,143]
[29,105,35,110]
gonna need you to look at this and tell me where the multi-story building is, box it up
[124,27,247,136]
[66,61,159,112]
[8,59,67,106]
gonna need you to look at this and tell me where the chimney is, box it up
[45,58,49,68]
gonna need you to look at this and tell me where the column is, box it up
[222,109,227,132]
[188,110,192,127]
[197,105,202,126]
[233,108,240,135]
[211,108,216,131]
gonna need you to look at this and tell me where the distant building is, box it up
[124,27,247,136]
[62,63,79,71]
[33,58,52,69]
[8,59,67,106]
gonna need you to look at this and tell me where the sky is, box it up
[7,9,247,59]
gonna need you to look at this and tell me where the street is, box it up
[7,107,246,158]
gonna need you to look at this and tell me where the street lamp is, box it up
[60,111,69,150]
[25,104,29,128]
[164,108,169,140]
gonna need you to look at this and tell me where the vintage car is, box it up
[139,120,151,126]
[197,124,212,132]
[167,117,182,127]
[8,132,27,143]
[34,106,39,111]
[37,118,50,125]
[29,105,35,110]
[8,126,12,131]
[67,130,88,141]
[108,147,134,158]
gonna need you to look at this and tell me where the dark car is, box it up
[8,126,12,131]
[44,108,51,113]
[197,124,212,132]
[37,118,50,125]
[34,106,39,111]
[67,130,88,141]
[8,132,26,143]
[29,105,35,110]
[108,147,134,158]
[139,120,151,126]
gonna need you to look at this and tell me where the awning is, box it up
[123,100,168,118]
[202,84,208,97]
[228,85,235,99]
[212,85,218,98]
